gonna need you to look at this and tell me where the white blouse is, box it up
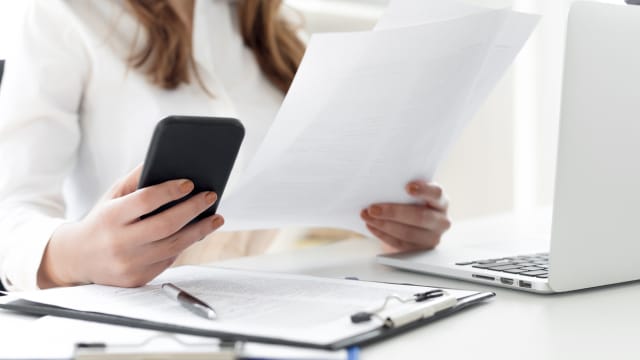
[0,0,286,290]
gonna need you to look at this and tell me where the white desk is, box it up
[212,213,640,360]
[2,213,639,359]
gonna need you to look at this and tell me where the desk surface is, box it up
[213,214,640,360]
[2,212,639,359]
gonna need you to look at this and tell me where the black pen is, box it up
[162,283,217,320]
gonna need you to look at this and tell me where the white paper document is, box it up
[8,266,476,346]
[218,0,538,234]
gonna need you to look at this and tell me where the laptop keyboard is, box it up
[455,253,549,278]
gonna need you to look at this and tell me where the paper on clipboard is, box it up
[4,266,481,348]
[219,0,538,234]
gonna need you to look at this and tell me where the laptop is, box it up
[377,1,640,294]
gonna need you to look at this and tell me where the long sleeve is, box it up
[0,0,89,290]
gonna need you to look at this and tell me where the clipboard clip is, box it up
[350,289,455,328]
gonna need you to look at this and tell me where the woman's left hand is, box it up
[360,180,451,252]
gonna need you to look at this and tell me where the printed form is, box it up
[11,266,476,345]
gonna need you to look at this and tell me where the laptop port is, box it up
[519,280,532,288]
[472,274,495,281]
[500,278,514,285]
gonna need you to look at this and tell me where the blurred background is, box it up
[0,0,625,243]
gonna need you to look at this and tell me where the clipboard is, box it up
[0,267,494,350]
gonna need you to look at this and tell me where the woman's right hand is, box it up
[37,165,224,288]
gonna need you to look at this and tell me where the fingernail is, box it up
[408,183,421,195]
[205,192,217,204]
[179,180,194,194]
[212,215,224,228]
[369,205,383,217]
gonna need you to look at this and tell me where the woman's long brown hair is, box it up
[125,0,305,93]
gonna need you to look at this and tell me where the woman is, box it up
[0,0,451,291]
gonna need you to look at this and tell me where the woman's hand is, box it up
[360,180,451,252]
[37,165,224,288]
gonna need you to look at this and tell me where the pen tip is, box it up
[207,309,217,320]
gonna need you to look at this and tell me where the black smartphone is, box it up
[138,116,245,221]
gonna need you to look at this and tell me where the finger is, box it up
[365,224,422,252]
[113,178,195,222]
[362,210,441,249]
[406,181,449,211]
[141,215,224,264]
[131,191,218,242]
[364,204,451,232]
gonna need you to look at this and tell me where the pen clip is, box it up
[414,289,444,301]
